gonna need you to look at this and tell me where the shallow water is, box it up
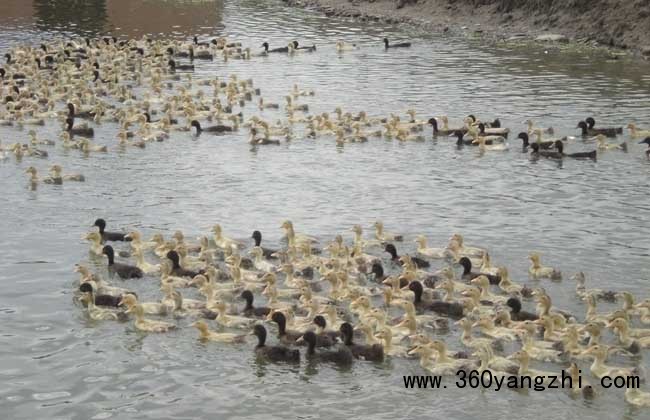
[1,0,650,419]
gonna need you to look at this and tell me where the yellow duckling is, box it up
[79,292,119,321]
[335,40,357,52]
[25,166,60,185]
[375,327,408,357]
[581,345,640,379]
[191,320,246,343]
[595,134,627,151]
[79,138,108,153]
[374,220,402,242]
[625,387,650,407]
[449,233,485,258]
[83,231,104,256]
[608,318,650,349]
[414,235,450,259]
[508,350,556,381]
[119,293,169,316]
[49,165,84,182]
[212,224,243,250]
[456,318,499,350]
[472,136,508,151]
[470,275,506,304]
[132,247,160,274]
[472,316,517,341]
[496,267,524,294]
[212,301,255,329]
[249,246,276,272]
[124,303,175,333]
[528,252,561,279]
[626,123,650,139]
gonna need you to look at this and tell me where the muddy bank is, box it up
[284,0,650,57]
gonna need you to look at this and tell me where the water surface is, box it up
[1,1,650,419]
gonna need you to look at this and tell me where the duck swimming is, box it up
[339,322,384,361]
[638,137,650,160]
[102,245,143,279]
[384,243,430,268]
[251,230,278,259]
[383,38,411,49]
[191,320,246,343]
[251,324,300,362]
[93,218,131,242]
[190,120,233,135]
[298,331,353,365]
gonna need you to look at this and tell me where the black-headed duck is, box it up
[458,257,500,284]
[506,297,538,321]
[79,282,122,307]
[409,280,464,318]
[166,250,202,278]
[383,37,411,49]
[102,245,143,279]
[190,120,233,135]
[639,137,650,160]
[270,311,303,344]
[577,118,621,137]
[555,140,597,160]
[384,243,430,268]
[167,59,194,72]
[240,290,271,318]
[251,324,300,362]
[339,322,384,362]
[93,219,130,242]
[298,331,353,365]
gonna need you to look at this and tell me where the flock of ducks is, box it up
[1,35,649,192]
[75,217,650,407]
[1,34,648,408]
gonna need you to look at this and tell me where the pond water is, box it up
[1,0,649,419]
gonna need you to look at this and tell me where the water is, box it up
[1,0,650,418]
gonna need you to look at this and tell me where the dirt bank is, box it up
[284,0,650,57]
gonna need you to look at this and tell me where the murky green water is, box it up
[1,0,649,419]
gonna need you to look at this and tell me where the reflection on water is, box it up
[0,0,223,37]
[33,0,108,34]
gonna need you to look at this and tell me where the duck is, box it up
[251,324,300,362]
[518,131,554,151]
[571,271,617,302]
[585,117,622,136]
[261,42,290,53]
[166,250,201,278]
[384,243,430,268]
[65,117,94,137]
[373,221,402,242]
[78,282,123,308]
[83,231,104,256]
[24,166,60,185]
[49,165,84,182]
[79,290,120,321]
[240,290,271,318]
[625,387,650,407]
[581,345,640,379]
[168,59,194,71]
[414,235,451,259]
[554,140,597,160]
[270,311,303,344]
[508,350,557,381]
[335,41,357,51]
[191,320,246,343]
[383,38,411,49]
[472,316,518,341]
[132,247,160,274]
[595,134,627,151]
[251,231,278,259]
[118,293,168,316]
[626,123,650,138]
[298,331,353,365]
[566,362,595,398]
[213,300,255,329]
[93,218,131,242]
[506,297,538,321]
[124,303,175,333]
[190,120,233,135]
[455,318,502,351]
[576,119,620,137]
[339,322,384,361]
[458,257,500,284]
[249,246,276,272]
[102,245,143,279]
[528,252,561,279]
[212,224,243,250]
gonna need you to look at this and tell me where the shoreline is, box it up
[284,0,650,59]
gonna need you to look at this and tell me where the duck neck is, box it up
[243,296,254,311]
[275,318,286,336]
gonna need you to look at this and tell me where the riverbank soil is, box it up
[285,0,650,57]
